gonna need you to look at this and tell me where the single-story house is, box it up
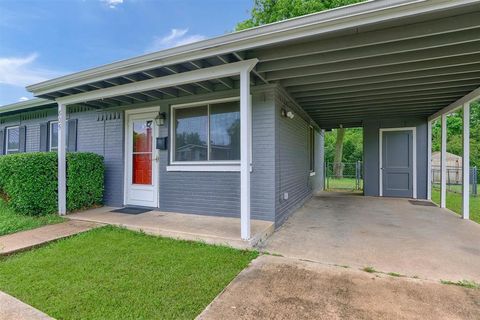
[1,0,479,240]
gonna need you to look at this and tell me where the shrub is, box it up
[0,152,104,215]
[67,152,104,212]
[0,152,58,216]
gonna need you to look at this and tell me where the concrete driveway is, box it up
[264,192,480,282]
[198,255,480,320]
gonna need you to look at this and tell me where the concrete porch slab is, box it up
[68,207,274,249]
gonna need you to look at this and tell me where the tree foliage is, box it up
[236,0,366,30]
[325,128,363,164]
[431,101,480,168]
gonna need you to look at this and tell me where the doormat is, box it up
[408,200,437,207]
[111,207,152,215]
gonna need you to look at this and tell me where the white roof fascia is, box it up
[428,86,480,120]
[0,98,53,115]
[55,59,259,105]
[27,0,476,96]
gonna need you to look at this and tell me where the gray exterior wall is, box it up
[363,118,428,199]
[0,85,321,224]
[71,106,124,206]
[0,108,58,154]
[157,89,276,221]
[0,106,125,207]
[274,89,320,226]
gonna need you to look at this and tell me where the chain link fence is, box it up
[325,161,363,191]
[431,165,478,196]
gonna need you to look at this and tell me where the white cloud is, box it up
[102,0,124,9]
[0,53,64,87]
[18,97,29,101]
[146,28,206,53]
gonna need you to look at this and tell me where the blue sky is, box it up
[0,0,252,105]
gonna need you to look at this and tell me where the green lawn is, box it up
[0,226,258,319]
[326,177,363,192]
[431,188,479,224]
[0,199,64,236]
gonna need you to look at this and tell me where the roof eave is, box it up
[26,0,459,97]
[0,98,54,115]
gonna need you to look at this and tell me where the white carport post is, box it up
[427,120,432,200]
[58,103,67,216]
[240,69,252,240]
[440,113,447,209]
[462,102,470,219]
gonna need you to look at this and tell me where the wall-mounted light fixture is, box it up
[281,108,295,120]
[155,112,167,126]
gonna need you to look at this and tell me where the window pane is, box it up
[51,123,59,149]
[133,121,153,153]
[7,127,19,151]
[133,154,152,185]
[175,106,208,161]
[210,101,240,161]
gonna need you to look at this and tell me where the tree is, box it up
[333,128,345,178]
[236,0,366,31]
[237,0,366,177]
[431,101,480,168]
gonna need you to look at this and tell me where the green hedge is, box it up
[0,152,104,216]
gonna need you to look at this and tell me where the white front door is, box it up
[126,112,159,207]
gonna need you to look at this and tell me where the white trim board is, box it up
[166,165,240,172]
[378,127,417,199]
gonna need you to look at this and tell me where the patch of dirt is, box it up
[198,255,480,320]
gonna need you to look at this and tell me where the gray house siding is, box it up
[363,118,428,199]
[0,85,317,223]
[158,89,276,221]
[274,89,318,226]
[0,108,57,154]
[71,107,124,207]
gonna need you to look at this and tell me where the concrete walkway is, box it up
[68,207,274,249]
[0,291,53,320]
[198,255,480,320]
[264,193,480,282]
[0,220,99,255]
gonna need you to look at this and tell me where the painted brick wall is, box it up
[0,108,57,153]
[274,89,317,226]
[72,108,124,206]
[158,90,276,221]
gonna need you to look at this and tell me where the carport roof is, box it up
[17,0,480,128]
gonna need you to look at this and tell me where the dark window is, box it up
[6,126,20,154]
[50,121,59,151]
[173,100,240,162]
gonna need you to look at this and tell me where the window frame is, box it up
[170,97,241,166]
[309,126,315,174]
[49,121,59,151]
[5,126,20,154]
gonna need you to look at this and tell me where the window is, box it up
[6,126,20,154]
[172,99,240,163]
[49,121,58,151]
[309,127,315,172]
